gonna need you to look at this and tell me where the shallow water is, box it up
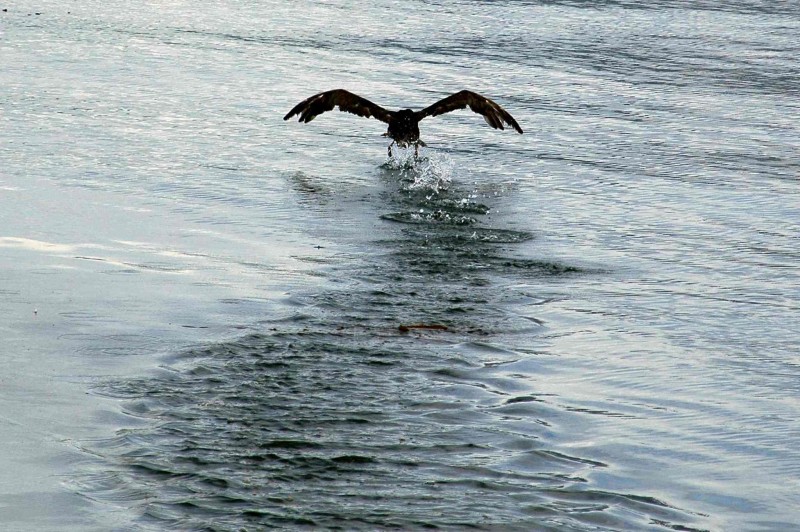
[2,1,799,530]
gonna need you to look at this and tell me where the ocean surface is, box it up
[2,1,799,530]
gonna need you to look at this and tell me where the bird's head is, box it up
[397,109,415,122]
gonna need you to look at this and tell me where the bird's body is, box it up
[284,89,522,156]
[385,109,422,149]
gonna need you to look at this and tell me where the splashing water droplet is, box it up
[384,145,418,170]
[409,153,453,194]
[384,146,454,194]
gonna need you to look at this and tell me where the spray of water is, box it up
[384,146,454,194]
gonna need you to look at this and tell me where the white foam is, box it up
[386,146,455,194]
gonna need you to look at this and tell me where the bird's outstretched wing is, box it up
[283,89,393,124]
[416,90,523,134]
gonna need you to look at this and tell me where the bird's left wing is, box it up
[415,90,523,133]
[283,89,393,124]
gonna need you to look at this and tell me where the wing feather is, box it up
[283,89,393,124]
[416,90,523,134]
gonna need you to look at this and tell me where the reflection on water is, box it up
[85,161,705,530]
[90,332,702,530]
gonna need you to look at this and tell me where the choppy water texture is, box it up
[2,1,799,530]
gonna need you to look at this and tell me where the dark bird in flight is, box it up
[284,89,523,157]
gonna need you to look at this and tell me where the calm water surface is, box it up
[2,1,799,530]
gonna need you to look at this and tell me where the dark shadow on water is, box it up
[79,153,710,531]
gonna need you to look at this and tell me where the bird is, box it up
[284,89,523,157]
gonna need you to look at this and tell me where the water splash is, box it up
[383,147,454,194]
[383,145,419,170]
[380,210,476,226]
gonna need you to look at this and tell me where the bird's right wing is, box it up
[283,89,393,124]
